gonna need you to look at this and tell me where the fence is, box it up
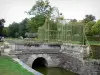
[38,19,85,44]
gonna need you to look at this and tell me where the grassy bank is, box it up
[0,56,34,75]
[86,41,100,45]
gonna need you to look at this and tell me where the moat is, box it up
[34,67,78,75]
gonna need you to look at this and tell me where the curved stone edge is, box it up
[13,58,43,75]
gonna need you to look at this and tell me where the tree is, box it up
[8,22,19,37]
[83,14,95,23]
[3,27,8,37]
[0,19,5,39]
[19,18,29,37]
[85,21,96,35]
[91,20,100,35]
[82,14,96,36]
[70,19,77,23]
[27,14,46,33]
[7,0,54,37]
[28,0,52,16]
[27,0,53,33]
[8,18,29,38]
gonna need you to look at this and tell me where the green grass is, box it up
[86,41,100,45]
[0,56,34,75]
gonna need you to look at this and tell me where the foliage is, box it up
[85,21,96,35]
[91,20,100,35]
[28,0,52,16]
[0,19,5,38]
[70,19,77,23]
[3,27,8,37]
[87,36,100,41]
[4,0,100,38]
[19,18,29,37]
[83,14,95,23]
[27,15,46,33]
[27,0,54,33]
[8,22,19,37]
[7,0,52,37]
[7,18,29,38]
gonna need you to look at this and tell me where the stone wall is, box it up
[90,45,100,59]
[58,53,100,75]
[61,44,90,59]
[80,60,99,75]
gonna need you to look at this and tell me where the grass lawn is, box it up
[0,56,34,75]
[86,41,100,45]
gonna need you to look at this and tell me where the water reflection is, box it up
[34,67,78,75]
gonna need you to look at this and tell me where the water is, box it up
[34,67,78,75]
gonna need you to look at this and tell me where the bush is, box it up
[87,36,100,41]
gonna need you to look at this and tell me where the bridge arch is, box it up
[26,54,59,67]
[32,57,48,69]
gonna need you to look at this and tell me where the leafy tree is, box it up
[15,32,19,38]
[27,15,46,33]
[83,14,95,23]
[27,0,54,33]
[70,19,77,23]
[8,18,29,38]
[28,0,52,16]
[8,22,19,37]
[7,0,53,37]
[85,21,96,35]
[3,27,8,37]
[91,20,100,35]
[19,18,29,37]
[82,14,96,36]
[0,19,5,39]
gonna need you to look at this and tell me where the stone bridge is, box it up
[5,43,93,75]
[2,42,100,75]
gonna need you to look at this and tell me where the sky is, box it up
[0,0,100,27]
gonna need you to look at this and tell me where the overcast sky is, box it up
[0,0,100,27]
